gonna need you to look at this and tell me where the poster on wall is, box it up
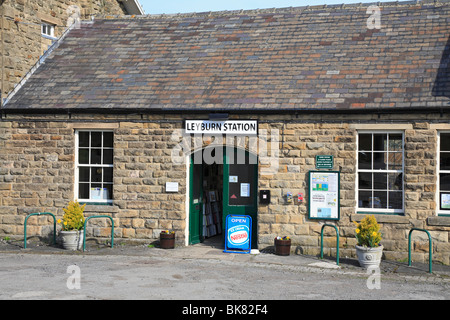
[90,187,108,200]
[442,194,450,209]
[308,171,340,220]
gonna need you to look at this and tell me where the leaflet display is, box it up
[308,171,340,220]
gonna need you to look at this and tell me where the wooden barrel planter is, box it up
[160,232,175,249]
[274,238,291,256]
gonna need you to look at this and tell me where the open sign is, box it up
[224,215,252,254]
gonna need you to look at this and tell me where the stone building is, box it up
[1,0,449,264]
[0,0,144,102]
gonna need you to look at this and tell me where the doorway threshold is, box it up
[196,235,224,249]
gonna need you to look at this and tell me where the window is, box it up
[357,132,404,214]
[41,22,55,38]
[438,132,450,215]
[75,131,114,203]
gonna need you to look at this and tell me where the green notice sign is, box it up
[316,155,333,169]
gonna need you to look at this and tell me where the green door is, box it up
[189,156,203,245]
[223,147,258,248]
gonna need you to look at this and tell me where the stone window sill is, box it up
[427,216,450,227]
[83,205,119,214]
[351,214,409,224]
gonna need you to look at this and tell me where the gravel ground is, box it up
[0,238,449,303]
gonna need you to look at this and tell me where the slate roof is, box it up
[3,0,450,113]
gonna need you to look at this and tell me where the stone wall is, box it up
[258,117,450,265]
[0,0,127,98]
[0,112,449,264]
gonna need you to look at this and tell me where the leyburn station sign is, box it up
[185,120,258,135]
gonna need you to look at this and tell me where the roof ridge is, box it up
[92,0,449,21]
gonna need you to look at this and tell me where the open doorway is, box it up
[188,147,258,248]
[201,161,224,246]
[188,147,224,246]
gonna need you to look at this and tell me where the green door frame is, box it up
[223,147,258,248]
[188,147,258,248]
[188,155,203,245]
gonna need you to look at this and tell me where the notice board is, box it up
[224,215,252,254]
[308,171,340,220]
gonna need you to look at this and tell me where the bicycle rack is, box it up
[408,228,432,274]
[24,212,57,249]
[83,215,114,252]
[320,224,339,266]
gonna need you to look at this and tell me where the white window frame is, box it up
[437,131,450,216]
[356,130,405,214]
[74,130,114,204]
[41,22,56,39]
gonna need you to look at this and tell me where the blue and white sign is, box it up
[224,215,252,254]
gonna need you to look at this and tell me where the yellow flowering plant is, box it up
[58,200,86,231]
[354,215,382,247]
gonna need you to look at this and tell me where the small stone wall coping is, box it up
[427,216,450,227]
[351,214,409,224]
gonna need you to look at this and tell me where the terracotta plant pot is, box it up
[274,238,291,256]
[160,232,175,249]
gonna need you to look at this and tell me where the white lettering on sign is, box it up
[185,120,257,135]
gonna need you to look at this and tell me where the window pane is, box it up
[79,183,89,199]
[79,167,90,182]
[103,149,113,165]
[373,173,387,190]
[388,173,403,190]
[388,152,403,170]
[440,173,450,191]
[440,152,450,171]
[373,152,387,170]
[104,167,113,183]
[373,191,387,209]
[79,149,89,164]
[104,184,113,200]
[441,133,450,151]
[91,132,102,147]
[359,191,372,208]
[359,134,372,151]
[91,149,101,164]
[440,193,450,210]
[104,132,113,148]
[91,167,102,183]
[389,192,403,209]
[389,134,403,152]
[90,184,102,199]
[358,152,371,169]
[79,132,90,147]
[373,134,387,151]
[358,172,372,190]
